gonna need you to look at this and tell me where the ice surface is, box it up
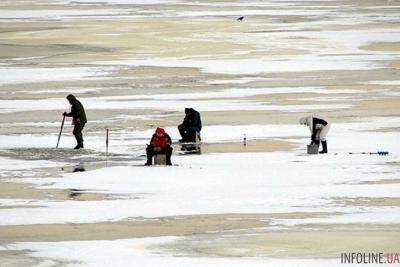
[0,86,356,113]
[0,67,114,85]
[1,0,399,265]
[103,87,363,101]
[368,80,400,85]
[66,0,176,4]
[94,55,383,75]
[3,237,351,267]
[0,9,133,21]
[1,118,399,225]
[0,157,60,171]
[239,29,400,55]
[1,117,399,153]
[177,9,331,17]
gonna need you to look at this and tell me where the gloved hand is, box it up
[62,112,67,116]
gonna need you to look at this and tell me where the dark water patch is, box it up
[0,148,141,164]
[68,188,141,201]
[60,162,105,173]
[72,164,86,172]
[68,188,86,199]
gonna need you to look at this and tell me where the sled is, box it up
[179,132,201,155]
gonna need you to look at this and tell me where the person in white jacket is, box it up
[299,115,330,154]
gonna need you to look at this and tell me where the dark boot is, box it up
[166,146,173,166]
[320,141,328,154]
[74,135,80,149]
[145,145,153,165]
[74,140,83,149]
[74,142,81,149]
[144,155,152,165]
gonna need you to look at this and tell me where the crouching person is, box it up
[145,127,173,166]
[299,115,330,154]
[178,108,202,143]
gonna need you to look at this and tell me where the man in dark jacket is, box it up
[145,127,173,166]
[63,94,87,149]
[178,108,202,142]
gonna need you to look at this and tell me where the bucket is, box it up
[154,154,167,165]
[307,144,319,154]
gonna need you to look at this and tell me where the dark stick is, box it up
[56,115,66,148]
[106,128,109,167]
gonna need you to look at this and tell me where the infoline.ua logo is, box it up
[341,252,400,264]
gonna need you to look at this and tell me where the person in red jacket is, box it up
[145,127,173,166]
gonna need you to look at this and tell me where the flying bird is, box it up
[237,16,244,22]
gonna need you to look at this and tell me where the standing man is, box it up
[63,94,87,149]
[299,115,330,154]
[145,127,173,166]
[178,108,202,143]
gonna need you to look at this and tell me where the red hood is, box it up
[155,127,165,135]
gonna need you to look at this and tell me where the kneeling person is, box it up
[145,127,173,166]
[299,115,330,154]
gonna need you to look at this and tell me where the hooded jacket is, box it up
[150,127,172,149]
[65,95,87,125]
[299,115,328,136]
[182,108,202,132]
